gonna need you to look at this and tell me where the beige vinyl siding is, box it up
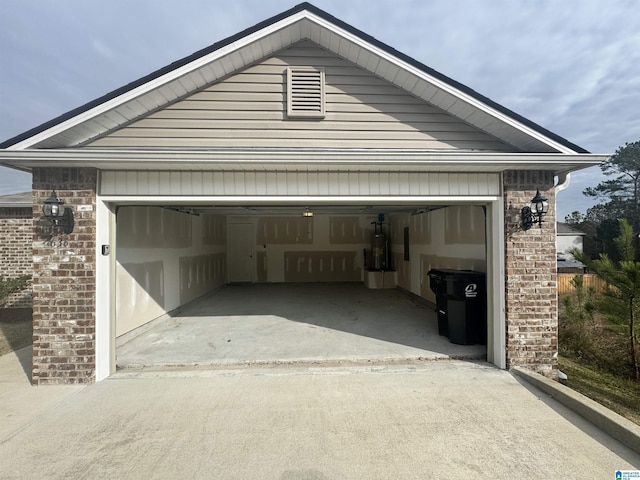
[88,41,512,151]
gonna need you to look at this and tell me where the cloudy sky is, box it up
[1,0,638,219]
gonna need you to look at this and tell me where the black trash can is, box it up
[428,269,486,345]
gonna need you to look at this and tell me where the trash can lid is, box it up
[428,268,484,277]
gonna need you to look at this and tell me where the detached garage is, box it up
[0,3,604,384]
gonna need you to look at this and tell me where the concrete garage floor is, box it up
[116,283,486,370]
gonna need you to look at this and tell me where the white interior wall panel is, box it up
[100,170,501,197]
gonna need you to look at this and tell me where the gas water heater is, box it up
[370,214,389,271]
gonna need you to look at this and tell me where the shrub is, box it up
[559,275,630,377]
[0,275,31,307]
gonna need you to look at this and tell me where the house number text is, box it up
[43,239,69,248]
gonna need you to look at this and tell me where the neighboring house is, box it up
[0,192,32,307]
[557,258,587,275]
[557,222,587,273]
[0,3,606,384]
[557,222,586,260]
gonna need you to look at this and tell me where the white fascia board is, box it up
[7,13,308,151]
[305,12,580,154]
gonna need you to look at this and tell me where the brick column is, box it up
[503,171,557,377]
[32,168,97,385]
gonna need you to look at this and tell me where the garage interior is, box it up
[114,203,488,370]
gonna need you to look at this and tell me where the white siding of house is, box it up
[88,41,512,151]
[557,234,584,259]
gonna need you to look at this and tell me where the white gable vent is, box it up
[287,67,325,118]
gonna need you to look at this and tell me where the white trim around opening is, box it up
[94,194,506,380]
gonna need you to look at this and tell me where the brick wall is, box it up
[32,167,97,385]
[503,170,557,377]
[0,206,33,307]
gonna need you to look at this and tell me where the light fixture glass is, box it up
[42,190,74,234]
[530,190,548,215]
[42,190,65,218]
[521,189,548,231]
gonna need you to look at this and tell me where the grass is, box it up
[558,355,640,426]
[0,308,32,356]
[558,286,640,426]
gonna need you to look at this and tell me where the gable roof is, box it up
[0,191,31,208]
[0,2,590,155]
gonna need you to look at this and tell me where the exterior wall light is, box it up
[302,208,314,217]
[521,189,548,231]
[42,190,74,234]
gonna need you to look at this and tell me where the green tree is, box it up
[565,204,622,259]
[584,140,640,256]
[576,219,640,380]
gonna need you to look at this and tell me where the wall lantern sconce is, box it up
[42,190,74,234]
[521,189,549,231]
[302,207,314,217]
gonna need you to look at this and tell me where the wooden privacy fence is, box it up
[557,273,608,296]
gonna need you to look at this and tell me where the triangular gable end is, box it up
[87,40,515,152]
[0,2,588,154]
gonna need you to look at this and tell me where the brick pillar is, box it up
[503,171,557,377]
[32,168,97,385]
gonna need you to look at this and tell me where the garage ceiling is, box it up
[158,204,446,216]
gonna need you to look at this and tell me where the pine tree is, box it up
[584,140,640,258]
[576,219,640,380]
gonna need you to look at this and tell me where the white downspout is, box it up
[554,172,570,236]
[555,172,571,193]
[554,172,569,380]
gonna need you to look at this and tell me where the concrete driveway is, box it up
[1,347,639,479]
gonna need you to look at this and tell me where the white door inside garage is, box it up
[228,223,255,283]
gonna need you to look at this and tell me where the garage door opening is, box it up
[113,203,489,370]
